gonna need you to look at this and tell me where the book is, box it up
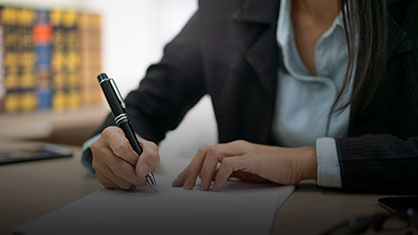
[18,8,36,113]
[34,9,53,111]
[0,7,5,114]
[3,7,20,113]
[63,10,81,110]
[79,12,102,106]
[50,9,65,112]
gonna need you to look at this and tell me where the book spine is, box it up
[0,7,5,114]
[34,9,53,111]
[3,7,19,113]
[80,12,102,106]
[63,10,81,110]
[51,9,66,112]
[18,8,36,113]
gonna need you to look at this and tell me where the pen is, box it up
[97,73,158,191]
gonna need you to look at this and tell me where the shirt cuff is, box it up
[316,137,342,188]
[81,134,101,175]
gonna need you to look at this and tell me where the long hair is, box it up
[335,0,388,112]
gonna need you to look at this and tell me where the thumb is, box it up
[135,147,160,177]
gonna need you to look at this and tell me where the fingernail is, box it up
[138,163,149,177]
[183,179,193,190]
[172,177,181,186]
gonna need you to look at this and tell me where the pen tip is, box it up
[147,176,158,192]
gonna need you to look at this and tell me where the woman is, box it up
[85,0,418,194]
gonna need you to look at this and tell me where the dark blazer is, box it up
[89,0,418,194]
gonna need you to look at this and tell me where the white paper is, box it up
[14,175,294,235]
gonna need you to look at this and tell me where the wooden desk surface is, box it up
[0,141,388,235]
[0,141,101,235]
[0,106,108,139]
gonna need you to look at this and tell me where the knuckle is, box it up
[90,141,99,151]
[234,140,247,145]
[114,162,129,177]
[102,126,122,139]
[149,142,158,150]
[222,158,233,167]
[206,148,220,159]
[197,146,208,155]
[206,148,216,156]
[115,142,130,155]
[101,127,113,138]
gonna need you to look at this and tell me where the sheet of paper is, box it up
[15,175,294,235]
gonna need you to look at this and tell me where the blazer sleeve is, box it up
[91,9,206,144]
[336,134,418,194]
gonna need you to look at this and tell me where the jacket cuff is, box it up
[316,137,342,188]
[81,134,101,175]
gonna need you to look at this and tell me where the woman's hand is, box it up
[91,126,160,191]
[172,140,317,191]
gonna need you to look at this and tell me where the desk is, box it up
[0,140,388,235]
[0,106,109,146]
[0,141,101,235]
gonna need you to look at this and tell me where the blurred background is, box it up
[0,0,217,158]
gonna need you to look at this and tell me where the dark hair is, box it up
[335,0,387,112]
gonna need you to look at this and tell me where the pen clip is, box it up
[109,78,126,109]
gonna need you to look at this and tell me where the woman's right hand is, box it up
[90,126,160,190]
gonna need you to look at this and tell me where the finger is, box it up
[199,149,221,191]
[176,147,209,190]
[213,140,249,157]
[213,156,248,192]
[106,151,146,187]
[103,127,139,166]
[97,160,132,190]
[135,139,160,177]
[95,145,146,187]
[172,167,188,187]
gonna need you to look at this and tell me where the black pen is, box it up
[97,73,157,191]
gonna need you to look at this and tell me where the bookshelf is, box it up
[0,3,105,145]
[0,6,103,113]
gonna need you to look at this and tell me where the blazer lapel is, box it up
[231,0,281,101]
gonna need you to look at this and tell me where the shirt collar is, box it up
[277,0,344,48]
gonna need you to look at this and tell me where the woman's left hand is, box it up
[172,140,317,191]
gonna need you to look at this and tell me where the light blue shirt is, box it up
[274,0,355,188]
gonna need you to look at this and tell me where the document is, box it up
[14,175,294,235]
